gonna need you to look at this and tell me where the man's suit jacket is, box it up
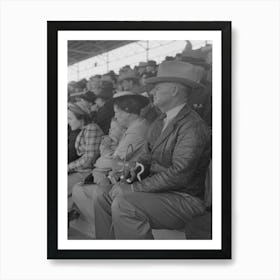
[133,104,211,201]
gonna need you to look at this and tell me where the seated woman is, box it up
[68,101,104,209]
[71,93,150,229]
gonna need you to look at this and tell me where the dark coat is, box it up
[188,85,212,127]
[91,99,115,135]
[68,127,81,163]
[133,104,211,200]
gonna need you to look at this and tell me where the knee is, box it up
[92,171,109,185]
[111,195,132,220]
[72,183,84,202]
[92,184,108,203]
[68,173,82,195]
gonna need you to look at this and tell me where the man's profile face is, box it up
[146,65,154,73]
[122,79,133,91]
[89,77,101,92]
[152,82,174,109]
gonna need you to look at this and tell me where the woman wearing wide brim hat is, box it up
[110,93,150,161]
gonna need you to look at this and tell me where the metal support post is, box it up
[106,52,109,72]
[146,40,149,61]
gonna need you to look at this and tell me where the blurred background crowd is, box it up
[68,40,212,132]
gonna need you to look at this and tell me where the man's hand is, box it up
[109,182,133,200]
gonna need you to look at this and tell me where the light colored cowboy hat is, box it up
[145,61,204,89]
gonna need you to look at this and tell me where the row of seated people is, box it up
[68,60,212,239]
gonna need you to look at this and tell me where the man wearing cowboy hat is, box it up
[137,61,148,76]
[93,61,211,239]
[118,70,141,94]
[146,60,157,75]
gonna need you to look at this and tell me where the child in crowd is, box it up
[85,118,124,186]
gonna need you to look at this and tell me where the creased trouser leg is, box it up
[68,172,90,210]
[112,195,154,239]
[72,183,97,225]
[111,192,205,240]
[92,184,114,239]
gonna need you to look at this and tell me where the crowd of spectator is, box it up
[68,41,212,126]
[67,41,213,239]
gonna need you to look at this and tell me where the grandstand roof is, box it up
[68,40,137,66]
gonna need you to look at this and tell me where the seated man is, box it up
[93,61,212,239]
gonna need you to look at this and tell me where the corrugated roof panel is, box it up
[68,40,137,65]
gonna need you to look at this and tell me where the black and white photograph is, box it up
[48,21,231,259]
[2,0,280,278]
[67,40,213,240]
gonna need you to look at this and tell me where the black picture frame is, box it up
[47,21,231,259]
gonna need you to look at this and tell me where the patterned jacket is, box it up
[68,123,104,172]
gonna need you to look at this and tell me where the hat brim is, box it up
[113,93,136,101]
[145,76,203,89]
[113,91,135,98]
[112,94,149,109]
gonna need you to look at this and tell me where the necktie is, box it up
[146,113,166,151]
[152,113,166,138]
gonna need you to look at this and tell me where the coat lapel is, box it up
[152,104,192,151]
